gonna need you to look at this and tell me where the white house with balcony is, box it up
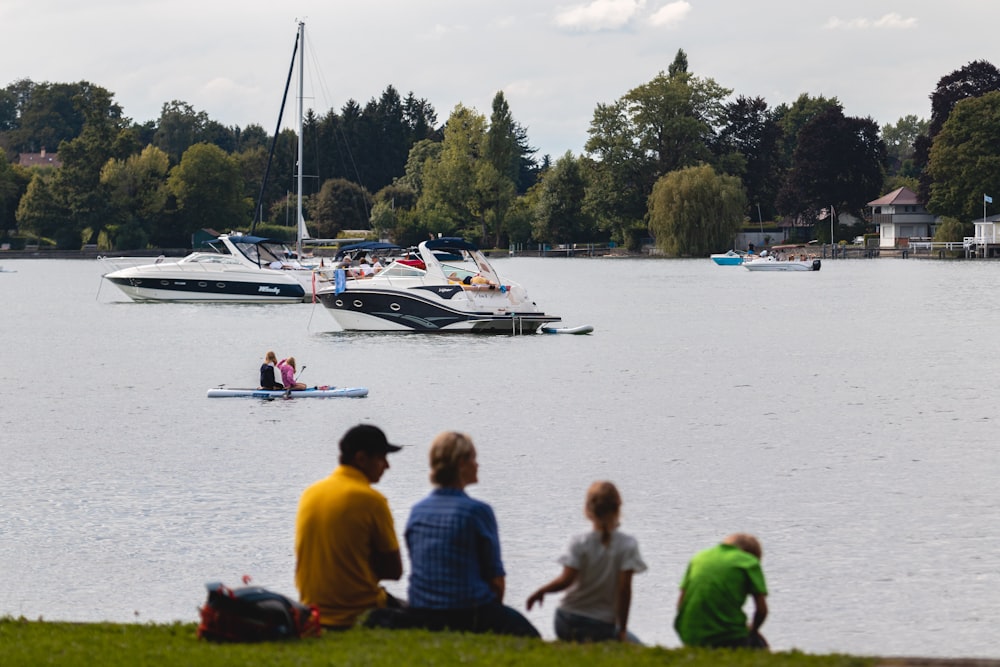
[868,187,940,248]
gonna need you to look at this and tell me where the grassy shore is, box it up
[0,617,877,667]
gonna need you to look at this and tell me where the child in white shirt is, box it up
[526,481,646,643]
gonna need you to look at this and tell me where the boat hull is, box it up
[105,272,306,303]
[710,251,746,265]
[317,287,559,333]
[207,386,368,398]
[743,259,821,272]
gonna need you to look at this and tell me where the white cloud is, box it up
[554,0,646,32]
[648,1,691,28]
[825,12,917,30]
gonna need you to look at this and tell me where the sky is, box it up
[3,1,998,160]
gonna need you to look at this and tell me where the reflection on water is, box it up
[1,257,998,658]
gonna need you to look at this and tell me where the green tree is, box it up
[716,95,782,220]
[927,91,1000,220]
[584,50,731,248]
[624,55,731,176]
[531,151,593,244]
[881,115,928,179]
[399,139,442,195]
[308,177,372,238]
[776,106,886,238]
[933,216,971,242]
[916,60,1000,201]
[483,91,521,246]
[1,80,88,154]
[154,100,211,164]
[48,83,133,248]
[418,104,488,241]
[0,157,27,232]
[583,100,647,248]
[771,94,842,194]
[15,171,61,240]
[647,164,747,256]
[100,145,170,250]
[166,143,249,246]
[370,183,418,243]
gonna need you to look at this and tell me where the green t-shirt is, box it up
[674,543,768,647]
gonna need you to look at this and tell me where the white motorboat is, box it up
[102,234,331,302]
[316,237,561,333]
[102,22,336,303]
[743,249,821,272]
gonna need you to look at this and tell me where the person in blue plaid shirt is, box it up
[401,431,539,637]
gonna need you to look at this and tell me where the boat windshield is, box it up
[380,264,425,278]
[185,254,242,265]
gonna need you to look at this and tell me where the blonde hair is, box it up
[429,431,475,487]
[284,356,297,370]
[265,350,277,364]
[585,481,622,546]
[722,533,762,560]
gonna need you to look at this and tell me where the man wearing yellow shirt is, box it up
[295,424,404,628]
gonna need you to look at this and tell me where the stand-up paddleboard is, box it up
[207,386,368,398]
[540,324,594,335]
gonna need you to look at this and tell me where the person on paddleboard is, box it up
[259,351,283,390]
[278,356,307,391]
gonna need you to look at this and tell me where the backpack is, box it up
[197,582,322,642]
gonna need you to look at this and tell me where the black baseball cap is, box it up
[340,424,402,458]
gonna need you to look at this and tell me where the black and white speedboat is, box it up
[102,22,337,304]
[102,234,323,303]
[316,237,560,333]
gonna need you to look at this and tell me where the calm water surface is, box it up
[1,256,998,658]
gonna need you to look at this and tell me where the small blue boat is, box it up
[710,250,749,266]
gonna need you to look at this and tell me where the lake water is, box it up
[1,256,998,659]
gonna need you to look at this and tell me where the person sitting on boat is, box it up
[355,258,374,278]
[259,350,283,390]
[278,356,307,391]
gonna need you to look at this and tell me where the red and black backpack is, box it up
[197,582,321,642]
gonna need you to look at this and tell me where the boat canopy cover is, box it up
[335,241,402,259]
[226,235,281,245]
[425,237,478,252]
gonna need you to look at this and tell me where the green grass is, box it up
[0,618,873,667]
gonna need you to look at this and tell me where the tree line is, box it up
[1,51,998,254]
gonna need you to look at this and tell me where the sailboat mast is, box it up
[296,20,305,259]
